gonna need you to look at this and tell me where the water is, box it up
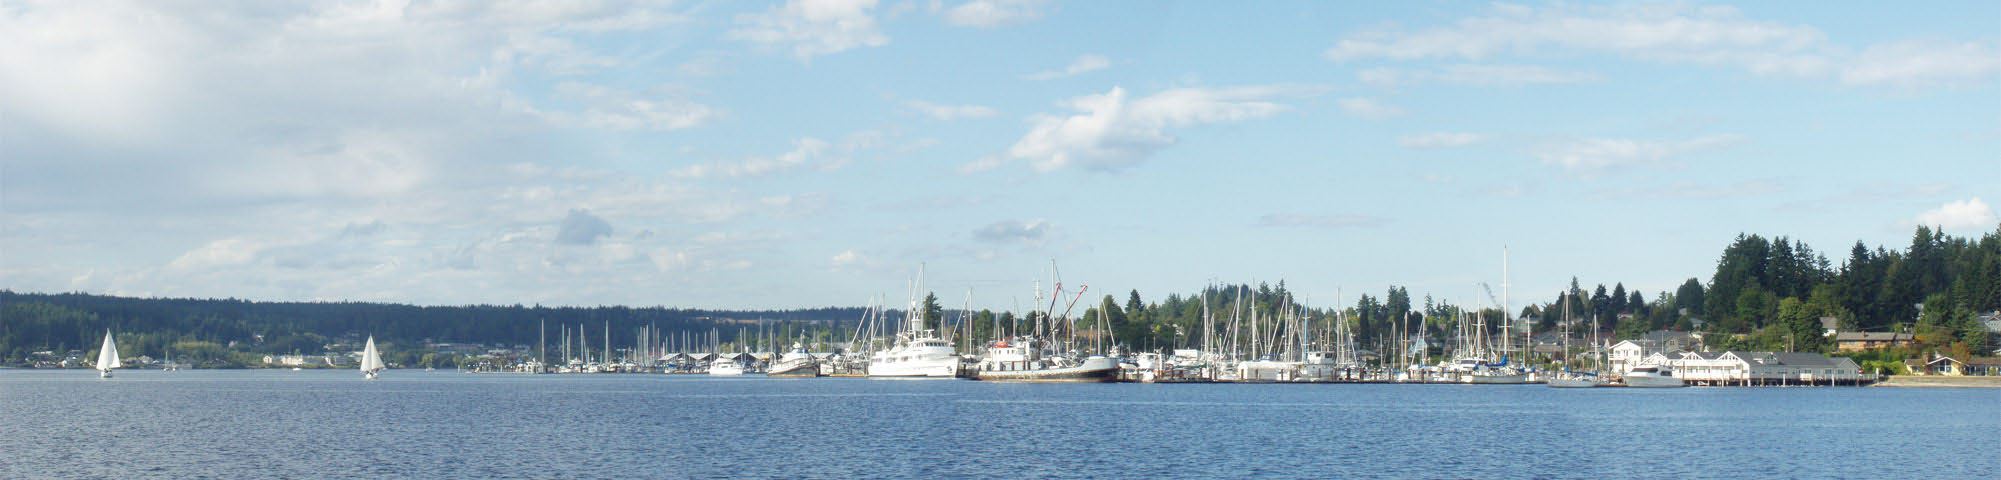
[3,369,1995,479]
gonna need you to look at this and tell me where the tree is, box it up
[1610,283,1628,316]
[921,293,943,330]
[1674,278,1705,317]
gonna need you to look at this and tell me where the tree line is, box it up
[4,226,1996,365]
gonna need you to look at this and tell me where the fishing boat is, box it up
[360,336,385,380]
[1622,365,1685,388]
[767,343,821,377]
[96,330,121,378]
[973,337,1117,382]
[708,357,745,376]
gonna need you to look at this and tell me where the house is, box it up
[1608,340,1656,373]
[1609,331,1704,372]
[1964,357,2001,376]
[262,354,313,366]
[1820,316,1841,337]
[1834,332,1914,352]
[1918,353,1967,376]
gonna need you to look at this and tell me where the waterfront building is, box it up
[1649,351,1864,386]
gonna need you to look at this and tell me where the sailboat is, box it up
[1548,297,1609,388]
[360,336,385,380]
[96,330,122,378]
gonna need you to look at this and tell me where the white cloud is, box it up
[1842,39,2001,89]
[675,138,833,179]
[542,82,718,131]
[1022,54,1110,80]
[1327,3,1999,91]
[1398,132,1486,149]
[936,0,1048,29]
[972,219,1050,245]
[1256,214,1387,229]
[1361,64,1601,87]
[729,0,888,60]
[985,85,1327,172]
[1336,97,1404,119]
[904,99,999,120]
[1325,3,1834,77]
[1532,134,1749,173]
[1915,198,1998,232]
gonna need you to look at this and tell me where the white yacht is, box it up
[866,269,961,378]
[708,357,745,376]
[1623,365,1685,388]
[868,333,959,378]
[96,330,121,378]
[767,343,821,377]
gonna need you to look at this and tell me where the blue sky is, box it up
[3,1,1997,310]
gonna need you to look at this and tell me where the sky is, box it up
[3,0,1998,311]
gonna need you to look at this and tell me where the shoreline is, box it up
[1871,375,2001,388]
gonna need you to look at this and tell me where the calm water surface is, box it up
[2,369,1995,479]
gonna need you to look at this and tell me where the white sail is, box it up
[97,330,122,371]
[360,336,385,373]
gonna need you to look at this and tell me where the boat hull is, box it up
[766,363,822,377]
[1464,373,1529,384]
[1623,376,1685,388]
[1546,378,1606,388]
[975,358,1118,383]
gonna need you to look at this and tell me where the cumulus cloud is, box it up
[1915,198,1998,232]
[1255,214,1388,229]
[555,209,615,246]
[1335,97,1404,119]
[936,0,1048,28]
[729,0,889,60]
[903,99,999,120]
[1398,132,1486,149]
[1022,54,1110,80]
[981,84,1327,172]
[1531,134,1749,173]
[972,219,1050,245]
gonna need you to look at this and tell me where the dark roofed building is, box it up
[1835,332,1914,352]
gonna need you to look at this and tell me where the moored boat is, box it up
[709,357,745,376]
[767,343,822,377]
[973,337,1116,382]
[1622,365,1685,388]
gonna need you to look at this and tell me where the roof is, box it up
[1819,316,1841,331]
[1834,332,1912,342]
[1770,352,1843,368]
[1964,357,2001,366]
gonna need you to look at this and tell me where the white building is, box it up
[1643,350,1864,385]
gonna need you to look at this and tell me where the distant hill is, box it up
[0,290,876,362]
